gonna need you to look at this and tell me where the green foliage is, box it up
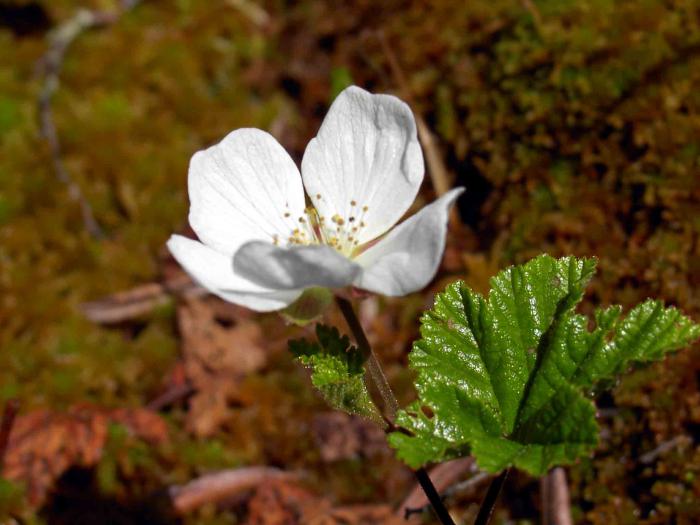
[289,325,382,423]
[389,255,700,475]
[2,0,700,521]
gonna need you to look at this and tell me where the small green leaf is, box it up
[290,324,382,423]
[389,255,700,475]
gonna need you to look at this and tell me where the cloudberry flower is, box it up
[168,86,463,311]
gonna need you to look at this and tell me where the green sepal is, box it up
[281,287,334,327]
[289,324,382,424]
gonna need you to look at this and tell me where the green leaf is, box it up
[389,255,700,475]
[290,324,382,423]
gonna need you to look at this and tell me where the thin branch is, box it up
[639,434,689,464]
[473,468,509,525]
[541,467,573,525]
[146,383,195,411]
[169,467,297,514]
[81,274,205,324]
[0,399,20,472]
[37,1,141,239]
[335,296,455,525]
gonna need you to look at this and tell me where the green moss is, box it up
[1,0,699,521]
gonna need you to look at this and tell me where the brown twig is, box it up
[639,434,690,464]
[37,0,141,239]
[376,31,453,198]
[146,383,195,411]
[169,467,297,514]
[541,467,573,525]
[80,274,205,324]
[0,399,20,472]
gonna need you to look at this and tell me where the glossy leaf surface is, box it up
[389,255,700,475]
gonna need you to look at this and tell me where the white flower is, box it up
[167,86,464,312]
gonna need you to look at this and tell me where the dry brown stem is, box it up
[80,274,205,324]
[376,31,453,198]
[38,0,142,239]
[169,467,298,514]
[541,467,573,525]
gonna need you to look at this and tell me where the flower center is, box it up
[274,196,370,257]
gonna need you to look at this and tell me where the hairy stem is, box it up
[335,296,455,525]
[335,297,398,419]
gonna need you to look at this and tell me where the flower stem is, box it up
[335,297,398,419]
[473,468,509,525]
[335,296,455,525]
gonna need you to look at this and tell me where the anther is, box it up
[350,200,357,206]
[362,205,369,212]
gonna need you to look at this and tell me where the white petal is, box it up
[167,235,301,311]
[189,128,306,255]
[353,188,464,296]
[301,86,424,245]
[233,241,362,290]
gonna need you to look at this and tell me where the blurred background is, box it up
[1,0,699,523]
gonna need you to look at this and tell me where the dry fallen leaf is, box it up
[245,479,327,525]
[177,296,267,437]
[312,412,388,462]
[245,480,403,525]
[2,405,168,506]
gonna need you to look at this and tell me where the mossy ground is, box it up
[1,1,699,523]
